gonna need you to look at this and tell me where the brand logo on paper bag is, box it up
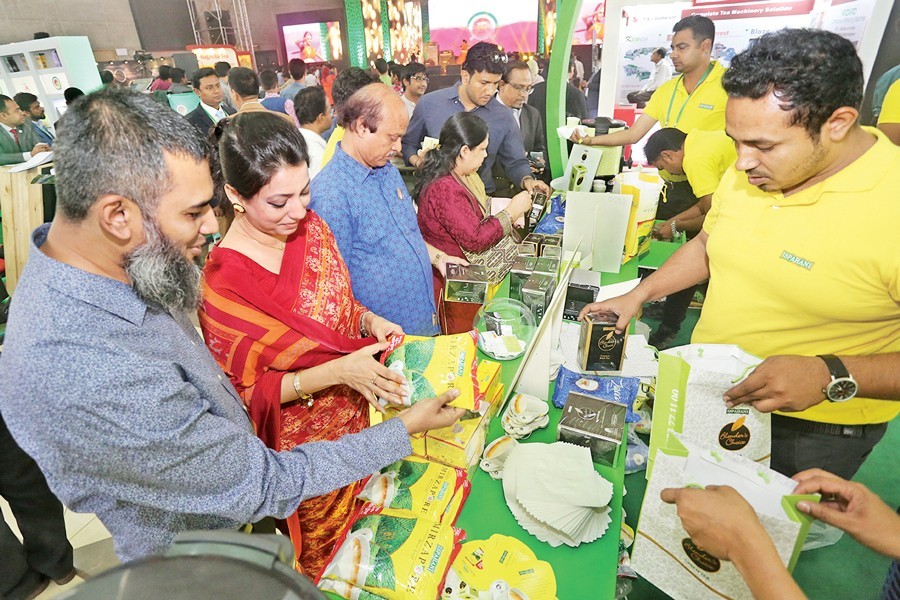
[682,538,721,572]
[719,416,750,450]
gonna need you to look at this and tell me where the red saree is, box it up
[199,211,373,577]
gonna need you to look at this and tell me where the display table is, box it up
[0,164,50,293]
[321,259,642,599]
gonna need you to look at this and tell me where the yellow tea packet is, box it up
[318,505,464,600]
[357,457,471,525]
[380,331,482,410]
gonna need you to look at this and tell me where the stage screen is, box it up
[283,21,343,62]
[428,0,539,55]
[575,1,606,45]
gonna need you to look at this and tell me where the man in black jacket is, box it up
[184,67,235,137]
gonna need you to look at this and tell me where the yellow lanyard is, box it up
[665,64,714,128]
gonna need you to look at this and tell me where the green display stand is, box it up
[546,0,584,180]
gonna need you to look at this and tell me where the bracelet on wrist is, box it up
[359,311,373,337]
[292,371,314,407]
[671,220,680,238]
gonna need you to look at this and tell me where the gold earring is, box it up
[233,203,245,213]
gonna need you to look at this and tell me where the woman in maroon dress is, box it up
[415,112,532,333]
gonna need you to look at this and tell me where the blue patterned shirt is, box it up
[0,224,412,563]
[310,144,439,337]
[401,84,532,193]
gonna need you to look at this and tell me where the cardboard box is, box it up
[509,256,537,303]
[577,312,628,373]
[557,392,625,466]
[444,263,489,304]
[476,360,502,401]
[522,273,556,323]
[371,405,428,456]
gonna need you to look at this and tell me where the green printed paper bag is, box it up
[632,435,818,600]
[648,344,769,478]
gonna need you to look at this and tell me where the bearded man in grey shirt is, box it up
[0,88,463,563]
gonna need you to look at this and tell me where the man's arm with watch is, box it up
[723,353,900,412]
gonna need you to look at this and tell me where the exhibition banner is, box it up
[428,0,539,54]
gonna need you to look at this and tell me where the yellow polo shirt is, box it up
[644,61,728,133]
[693,128,900,425]
[320,125,345,169]
[683,129,737,197]
[877,79,900,125]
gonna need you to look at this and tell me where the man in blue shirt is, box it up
[0,88,463,564]
[280,58,307,102]
[402,42,550,197]
[312,83,466,336]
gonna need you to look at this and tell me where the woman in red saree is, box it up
[199,112,408,576]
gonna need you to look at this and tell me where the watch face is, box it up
[828,378,858,402]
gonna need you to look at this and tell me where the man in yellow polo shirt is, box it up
[573,15,727,217]
[640,127,737,347]
[581,28,900,482]
[877,79,900,144]
[645,127,736,239]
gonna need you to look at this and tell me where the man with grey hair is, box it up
[311,83,466,337]
[0,87,464,564]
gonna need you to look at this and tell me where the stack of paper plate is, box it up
[501,442,613,548]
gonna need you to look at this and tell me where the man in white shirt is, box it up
[400,62,428,118]
[0,95,49,165]
[627,48,673,108]
[294,85,331,178]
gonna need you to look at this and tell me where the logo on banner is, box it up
[467,12,498,41]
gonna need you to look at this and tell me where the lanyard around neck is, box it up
[665,63,714,128]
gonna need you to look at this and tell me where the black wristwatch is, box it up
[817,354,858,402]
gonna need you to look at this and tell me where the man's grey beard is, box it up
[124,217,202,313]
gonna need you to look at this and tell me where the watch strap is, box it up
[817,354,849,380]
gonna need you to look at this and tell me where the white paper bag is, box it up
[649,344,770,476]
[632,436,818,600]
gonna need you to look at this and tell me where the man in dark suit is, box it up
[496,61,549,187]
[14,93,54,145]
[0,94,49,165]
[184,67,235,137]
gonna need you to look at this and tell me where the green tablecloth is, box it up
[323,259,643,599]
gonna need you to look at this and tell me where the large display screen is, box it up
[428,0,539,54]
[283,22,343,62]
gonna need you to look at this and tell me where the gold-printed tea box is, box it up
[509,256,537,303]
[540,244,562,259]
[522,273,556,323]
[533,256,560,281]
[557,392,625,466]
[578,313,628,373]
[444,263,489,304]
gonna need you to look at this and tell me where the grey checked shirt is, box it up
[0,224,412,562]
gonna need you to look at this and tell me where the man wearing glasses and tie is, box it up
[402,42,550,198]
[496,60,547,182]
